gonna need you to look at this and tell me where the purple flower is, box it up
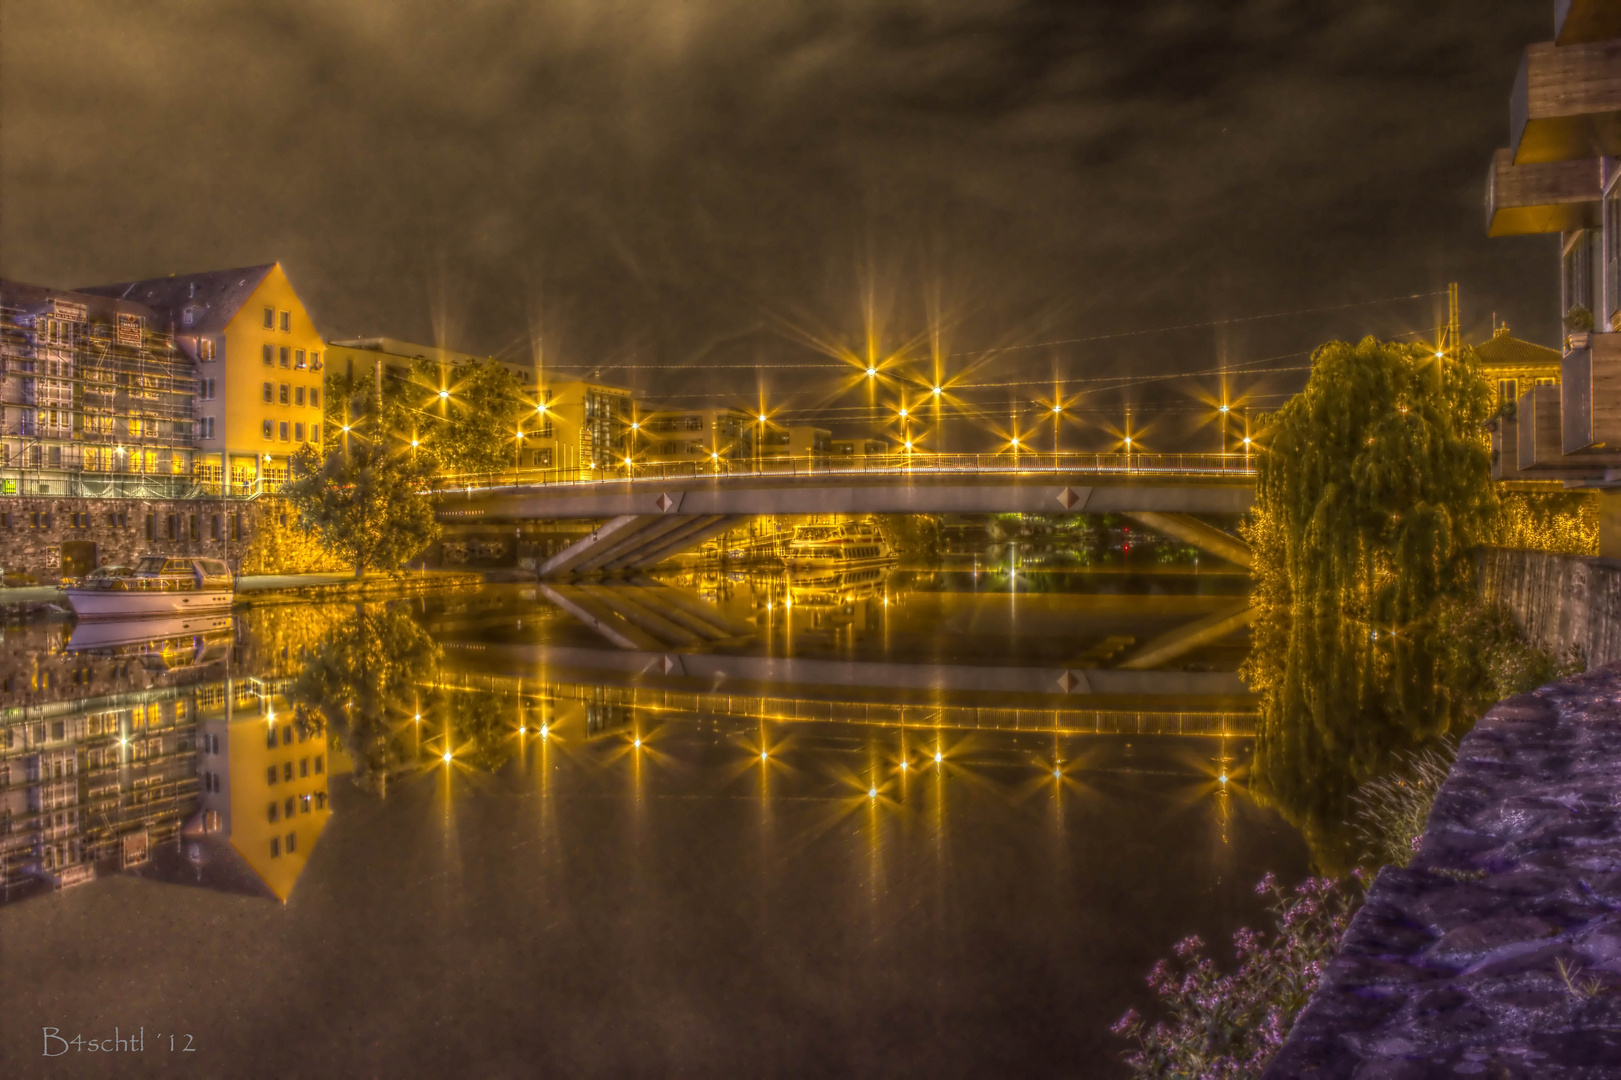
[1173,934,1205,958]
[1110,1009,1140,1035]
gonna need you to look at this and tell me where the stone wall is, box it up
[0,496,345,583]
[1265,671,1621,1077]
[1479,546,1621,669]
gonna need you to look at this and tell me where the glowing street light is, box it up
[760,750,769,761]
[1218,404,1230,414]
[898,408,908,419]
[441,750,453,763]
[1052,404,1062,414]
[438,390,449,400]
[865,367,876,378]
[758,414,768,423]
[633,737,642,749]
[868,786,878,798]
[931,386,942,396]
[933,750,943,764]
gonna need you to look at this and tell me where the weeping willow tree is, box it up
[1243,338,1509,871]
[1249,337,1499,622]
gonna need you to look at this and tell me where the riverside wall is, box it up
[1478,547,1621,670]
[1265,671,1621,1076]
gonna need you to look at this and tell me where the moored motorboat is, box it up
[65,556,234,619]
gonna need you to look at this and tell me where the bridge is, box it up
[433,452,1257,577]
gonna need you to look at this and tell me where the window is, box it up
[310,350,322,370]
[283,762,294,782]
[189,514,199,541]
[199,338,215,361]
[263,343,274,365]
[685,416,705,431]
[313,754,324,775]
[1499,378,1517,405]
[286,831,297,853]
[300,757,309,778]
[201,417,215,439]
[310,387,320,408]
[282,726,293,746]
[211,514,220,540]
[270,837,280,858]
[262,419,274,439]
[279,311,290,332]
[268,801,279,823]
[279,421,290,442]
[300,794,312,814]
[263,381,273,403]
[232,512,242,540]
[278,384,289,405]
[267,765,278,785]
[294,349,306,369]
[294,386,305,407]
[145,513,155,541]
[263,306,274,329]
[279,347,290,368]
[182,308,194,327]
[294,422,305,442]
[285,796,295,818]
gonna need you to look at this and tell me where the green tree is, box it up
[1249,337,1497,623]
[387,357,523,477]
[284,438,440,577]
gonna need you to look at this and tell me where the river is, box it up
[0,554,1325,1078]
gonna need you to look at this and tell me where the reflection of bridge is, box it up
[436,453,1256,577]
[439,642,1256,738]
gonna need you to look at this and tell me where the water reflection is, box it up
[1243,612,1480,873]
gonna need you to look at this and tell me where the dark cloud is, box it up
[0,0,1555,445]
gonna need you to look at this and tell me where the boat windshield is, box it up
[134,556,167,574]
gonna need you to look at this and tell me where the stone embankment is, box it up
[1265,668,1621,1077]
[1480,547,1621,669]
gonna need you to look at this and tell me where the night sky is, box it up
[0,1,1560,446]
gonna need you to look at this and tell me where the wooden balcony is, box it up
[1485,147,1599,235]
[1556,0,1621,46]
[1511,40,1621,163]
[1561,331,1621,451]
[1518,384,1618,475]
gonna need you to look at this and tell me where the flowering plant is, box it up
[1112,874,1361,1078]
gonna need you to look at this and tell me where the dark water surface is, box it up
[0,566,1307,1078]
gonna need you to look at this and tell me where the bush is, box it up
[1113,875,1361,1079]
[1350,743,1454,869]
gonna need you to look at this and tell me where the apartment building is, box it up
[523,379,636,472]
[633,406,755,464]
[79,264,325,493]
[1484,1,1621,514]
[326,336,539,390]
[0,281,197,495]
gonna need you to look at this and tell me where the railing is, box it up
[427,451,1259,495]
[0,470,282,501]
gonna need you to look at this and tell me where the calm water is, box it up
[0,561,1312,1078]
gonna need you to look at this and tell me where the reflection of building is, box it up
[79,263,327,493]
[193,686,338,902]
[1,280,198,495]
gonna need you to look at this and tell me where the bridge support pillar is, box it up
[1122,511,1252,568]
[538,513,751,578]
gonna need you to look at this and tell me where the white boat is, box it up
[64,556,234,619]
[782,523,896,569]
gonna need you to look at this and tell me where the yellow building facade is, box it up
[82,263,326,493]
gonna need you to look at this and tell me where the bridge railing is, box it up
[425,451,1258,494]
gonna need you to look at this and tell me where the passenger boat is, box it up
[64,556,234,619]
[782,523,896,569]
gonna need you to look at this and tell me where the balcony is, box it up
[1485,148,1599,235]
[1556,0,1621,46]
[1517,383,1620,475]
[1511,40,1621,163]
[1560,331,1621,451]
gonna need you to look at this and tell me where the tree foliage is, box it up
[387,357,523,476]
[1250,338,1498,623]
[284,438,440,577]
[291,601,441,797]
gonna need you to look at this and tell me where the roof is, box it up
[1473,326,1560,370]
[0,278,163,325]
[77,264,276,335]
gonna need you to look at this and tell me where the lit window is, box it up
[294,349,306,369]
[262,419,274,440]
[199,338,215,361]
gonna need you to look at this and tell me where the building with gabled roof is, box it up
[80,263,326,493]
[1474,325,1560,408]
